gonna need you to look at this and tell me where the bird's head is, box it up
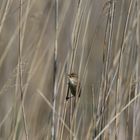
[67,73,78,86]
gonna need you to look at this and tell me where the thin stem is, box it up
[52,0,58,139]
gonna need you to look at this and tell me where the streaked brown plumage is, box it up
[66,73,81,100]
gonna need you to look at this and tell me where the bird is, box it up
[66,73,81,100]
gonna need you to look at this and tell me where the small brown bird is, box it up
[66,73,81,100]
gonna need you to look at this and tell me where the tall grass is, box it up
[0,0,140,140]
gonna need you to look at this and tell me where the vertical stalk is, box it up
[52,0,58,139]
[18,0,28,139]
[115,0,134,139]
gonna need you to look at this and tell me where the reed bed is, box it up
[0,0,139,140]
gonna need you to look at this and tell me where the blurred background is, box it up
[0,0,140,140]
